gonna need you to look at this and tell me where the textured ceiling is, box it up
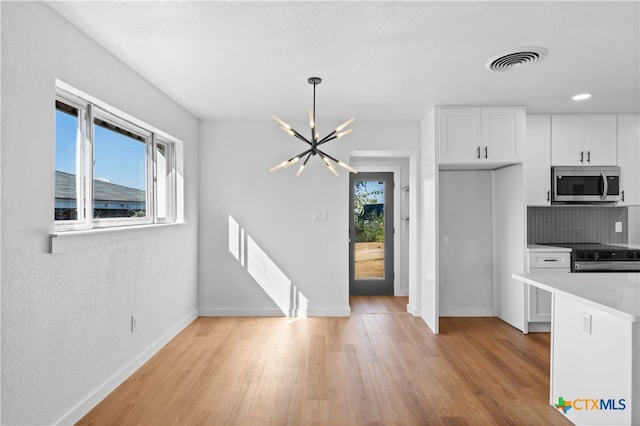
[47,1,640,121]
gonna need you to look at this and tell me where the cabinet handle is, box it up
[547,190,550,202]
[476,147,481,159]
[622,190,625,202]
[543,259,558,262]
[484,146,488,159]
[587,151,591,162]
[580,151,584,163]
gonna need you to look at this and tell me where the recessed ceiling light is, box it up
[572,93,592,101]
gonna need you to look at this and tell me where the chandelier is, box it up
[270,77,357,176]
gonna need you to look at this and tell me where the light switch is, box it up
[615,222,622,233]
[313,210,327,221]
[582,312,591,334]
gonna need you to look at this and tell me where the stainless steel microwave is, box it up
[552,166,621,204]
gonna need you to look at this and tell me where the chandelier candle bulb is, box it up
[284,157,300,168]
[296,164,306,176]
[336,117,355,132]
[337,128,353,138]
[272,115,291,129]
[338,161,358,174]
[269,161,289,172]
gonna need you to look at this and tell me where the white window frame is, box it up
[54,83,178,232]
[153,135,177,224]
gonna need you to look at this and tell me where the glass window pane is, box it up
[55,101,80,221]
[93,119,147,219]
[353,180,385,279]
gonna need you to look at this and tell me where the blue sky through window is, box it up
[55,110,146,190]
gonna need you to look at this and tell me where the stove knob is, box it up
[627,252,636,259]
[588,252,596,260]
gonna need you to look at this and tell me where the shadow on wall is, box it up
[228,215,309,316]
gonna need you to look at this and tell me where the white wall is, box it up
[438,171,494,316]
[420,110,438,332]
[198,120,418,316]
[492,165,526,331]
[1,3,199,424]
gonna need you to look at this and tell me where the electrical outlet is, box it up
[313,210,327,221]
[442,236,450,246]
[582,312,591,334]
[131,314,140,333]
[615,222,622,233]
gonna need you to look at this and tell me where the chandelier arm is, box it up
[291,128,312,145]
[315,148,340,164]
[296,152,313,176]
[287,148,313,165]
[316,130,337,146]
[311,81,316,142]
[289,148,313,161]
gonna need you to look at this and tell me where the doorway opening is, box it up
[349,172,394,295]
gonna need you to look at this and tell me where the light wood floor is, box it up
[78,296,571,425]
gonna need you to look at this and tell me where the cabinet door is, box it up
[526,252,570,322]
[618,114,640,205]
[525,115,551,205]
[551,115,584,166]
[529,286,552,322]
[438,108,482,163]
[482,107,525,162]
[583,115,617,166]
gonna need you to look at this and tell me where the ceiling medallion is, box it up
[270,77,357,176]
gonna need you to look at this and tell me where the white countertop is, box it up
[512,272,640,322]
[527,243,640,252]
[526,244,572,252]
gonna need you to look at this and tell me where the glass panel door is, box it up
[349,172,394,295]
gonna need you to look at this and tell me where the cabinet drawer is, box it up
[527,252,571,269]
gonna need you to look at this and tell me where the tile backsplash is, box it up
[528,206,628,244]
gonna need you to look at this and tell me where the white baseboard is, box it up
[307,307,351,317]
[527,322,551,332]
[55,309,198,426]
[395,289,409,296]
[439,307,494,317]
[407,303,420,316]
[199,307,285,316]
[199,307,351,317]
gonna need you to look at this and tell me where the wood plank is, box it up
[77,297,571,425]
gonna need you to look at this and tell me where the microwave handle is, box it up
[601,172,608,200]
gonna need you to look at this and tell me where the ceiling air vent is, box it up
[485,47,548,72]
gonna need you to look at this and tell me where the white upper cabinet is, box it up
[525,115,551,206]
[551,115,617,166]
[482,108,525,162]
[438,108,482,163]
[617,114,640,206]
[438,107,525,165]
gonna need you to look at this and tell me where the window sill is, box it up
[49,222,187,254]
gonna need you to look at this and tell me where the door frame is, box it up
[349,166,401,295]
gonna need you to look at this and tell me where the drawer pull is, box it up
[543,259,558,262]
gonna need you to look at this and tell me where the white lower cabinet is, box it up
[526,251,570,323]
